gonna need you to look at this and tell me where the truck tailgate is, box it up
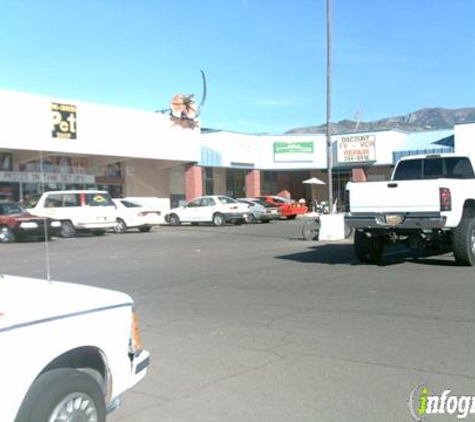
[349,180,441,213]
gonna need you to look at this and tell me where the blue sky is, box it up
[1,0,474,134]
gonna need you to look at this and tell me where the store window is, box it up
[332,170,351,212]
[203,167,214,195]
[226,169,245,198]
[0,153,13,171]
[170,165,186,207]
[261,171,277,195]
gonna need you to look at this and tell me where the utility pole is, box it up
[326,0,333,212]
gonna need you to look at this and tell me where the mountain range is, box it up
[285,107,475,135]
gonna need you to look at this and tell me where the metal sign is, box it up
[274,141,314,162]
[336,134,376,163]
[0,171,94,184]
[51,103,77,139]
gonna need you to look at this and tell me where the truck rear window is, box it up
[393,157,475,180]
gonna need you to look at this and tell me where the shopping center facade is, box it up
[0,88,473,210]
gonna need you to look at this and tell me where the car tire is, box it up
[169,214,181,226]
[354,230,384,264]
[15,368,106,422]
[115,218,127,233]
[0,225,15,243]
[453,217,475,266]
[139,226,152,232]
[212,213,225,226]
[60,221,76,238]
[246,214,257,224]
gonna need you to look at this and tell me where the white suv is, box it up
[26,190,117,237]
[165,195,249,226]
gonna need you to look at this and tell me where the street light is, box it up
[326,0,333,212]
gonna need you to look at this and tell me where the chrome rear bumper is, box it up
[345,212,447,230]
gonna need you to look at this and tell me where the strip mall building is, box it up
[1,89,474,211]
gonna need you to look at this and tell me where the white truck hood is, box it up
[0,274,133,330]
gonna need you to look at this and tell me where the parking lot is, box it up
[3,220,475,421]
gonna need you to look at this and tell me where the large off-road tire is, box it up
[453,217,475,266]
[354,230,384,264]
[15,368,106,422]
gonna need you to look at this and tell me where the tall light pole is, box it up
[326,0,333,211]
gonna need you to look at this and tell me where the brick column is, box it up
[276,172,291,197]
[245,169,261,198]
[351,168,368,182]
[185,164,202,201]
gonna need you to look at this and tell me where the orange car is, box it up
[256,196,308,219]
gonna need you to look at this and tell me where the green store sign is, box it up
[274,141,314,162]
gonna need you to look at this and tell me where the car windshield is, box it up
[0,203,25,215]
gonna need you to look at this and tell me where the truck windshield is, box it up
[393,157,475,180]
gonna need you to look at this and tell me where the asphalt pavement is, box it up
[3,219,475,422]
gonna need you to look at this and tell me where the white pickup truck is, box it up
[345,153,475,265]
[0,274,150,422]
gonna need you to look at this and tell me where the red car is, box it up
[0,202,61,243]
[256,196,308,219]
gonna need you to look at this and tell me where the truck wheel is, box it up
[354,231,384,264]
[61,221,76,238]
[453,217,475,266]
[15,368,106,422]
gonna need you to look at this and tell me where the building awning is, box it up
[392,130,454,164]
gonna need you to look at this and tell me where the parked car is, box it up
[112,198,162,233]
[256,195,308,219]
[25,190,117,238]
[0,274,150,421]
[165,195,249,226]
[236,198,280,223]
[0,201,61,243]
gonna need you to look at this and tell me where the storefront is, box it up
[2,88,475,209]
[0,88,201,206]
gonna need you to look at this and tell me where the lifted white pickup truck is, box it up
[0,274,149,422]
[345,153,475,265]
